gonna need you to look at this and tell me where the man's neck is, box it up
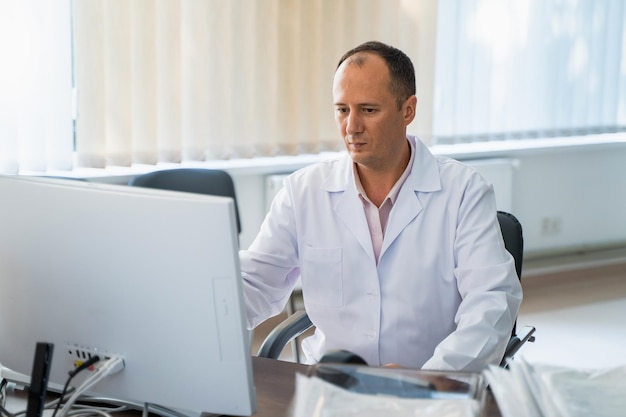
[356,143,411,208]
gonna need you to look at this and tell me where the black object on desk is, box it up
[26,342,54,417]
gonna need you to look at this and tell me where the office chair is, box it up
[128,168,241,234]
[257,211,535,368]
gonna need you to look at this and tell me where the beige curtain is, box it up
[73,0,437,168]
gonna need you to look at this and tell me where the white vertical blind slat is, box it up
[0,1,20,174]
[104,0,132,167]
[181,0,211,161]
[295,0,322,154]
[274,0,298,155]
[408,0,438,145]
[230,0,256,158]
[318,1,345,151]
[206,1,233,159]
[156,0,182,163]
[44,0,74,171]
[19,0,54,171]
[619,1,626,126]
[252,0,279,156]
[131,0,158,165]
[432,0,457,140]
[0,0,72,174]
[599,0,624,131]
[75,0,106,168]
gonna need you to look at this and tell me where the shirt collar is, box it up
[353,138,415,206]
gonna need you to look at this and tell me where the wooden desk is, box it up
[248,357,305,417]
[247,357,502,417]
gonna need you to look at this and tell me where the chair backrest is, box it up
[496,211,523,280]
[128,168,241,234]
[496,210,524,337]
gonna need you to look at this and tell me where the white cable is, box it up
[67,357,122,410]
[60,358,123,417]
[69,403,129,413]
[58,357,124,417]
[65,409,114,417]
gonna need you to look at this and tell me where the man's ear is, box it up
[403,95,417,125]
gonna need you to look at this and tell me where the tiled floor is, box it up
[252,257,626,370]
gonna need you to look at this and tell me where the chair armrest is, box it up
[257,310,314,359]
[500,325,536,367]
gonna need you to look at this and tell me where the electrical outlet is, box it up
[541,216,562,236]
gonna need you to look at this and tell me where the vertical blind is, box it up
[72,0,434,169]
[0,0,73,174]
[433,0,626,144]
[1,0,625,173]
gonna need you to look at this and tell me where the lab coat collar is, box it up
[323,155,376,261]
[321,136,442,193]
[381,136,442,257]
[405,135,442,193]
[320,136,443,262]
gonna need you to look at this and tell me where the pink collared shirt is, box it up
[353,139,415,263]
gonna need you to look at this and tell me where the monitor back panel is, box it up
[0,176,255,416]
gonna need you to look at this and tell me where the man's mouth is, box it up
[347,137,365,146]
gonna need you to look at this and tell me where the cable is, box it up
[68,402,129,414]
[5,357,129,417]
[65,409,114,417]
[57,357,124,417]
[1,378,14,417]
[72,397,183,417]
[50,356,101,417]
[142,403,191,417]
[0,388,8,417]
[4,358,187,417]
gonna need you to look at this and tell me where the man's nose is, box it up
[346,112,363,135]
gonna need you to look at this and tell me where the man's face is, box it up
[332,53,416,173]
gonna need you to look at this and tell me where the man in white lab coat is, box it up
[241,41,522,371]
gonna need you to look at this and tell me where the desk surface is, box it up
[5,357,501,417]
[248,357,502,417]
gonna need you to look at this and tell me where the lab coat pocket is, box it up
[301,246,343,307]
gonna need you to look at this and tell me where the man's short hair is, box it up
[337,41,416,109]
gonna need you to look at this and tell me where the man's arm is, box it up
[422,176,523,371]
[240,184,301,329]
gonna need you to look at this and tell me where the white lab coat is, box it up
[241,136,522,371]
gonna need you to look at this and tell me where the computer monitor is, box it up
[0,175,255,416]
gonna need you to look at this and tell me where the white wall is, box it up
[93,138,626,260]
[510,144,626,257]
[230,140,626,259]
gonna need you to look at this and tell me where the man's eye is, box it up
[336,108,348,114]
[363,108,376,113]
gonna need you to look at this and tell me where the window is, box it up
[433,0,626,144]
[0,0,72,173]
